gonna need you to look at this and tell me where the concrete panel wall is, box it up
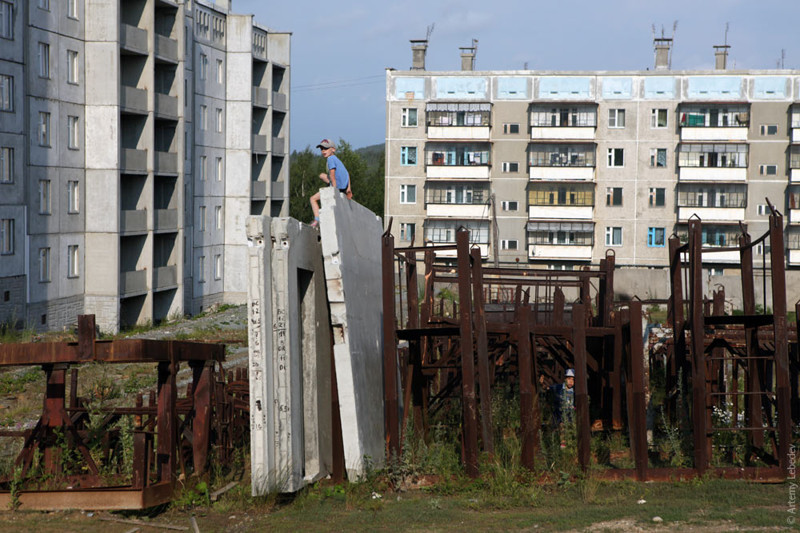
[247,216,332,494]
[318,189,385,478]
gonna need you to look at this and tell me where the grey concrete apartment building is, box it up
[385,41,800,303]
[0,0,290,332]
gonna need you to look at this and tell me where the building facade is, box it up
[385,42,800,303]
[0,0,290,332]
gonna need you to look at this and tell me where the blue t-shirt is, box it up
[326,154,350,190]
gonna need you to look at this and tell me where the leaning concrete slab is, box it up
[246,216,332,495]
[318,189,385,479]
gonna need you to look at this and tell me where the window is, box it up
[39,179,51,214]
[199,105,207,130]
[216,59,223,84]
[38,111,50,146]
[67,180,79,213]
[400,146,417,166]
[649,187,665,207]
[68,0,78,18]
[759,165,777,175]
[401,108,417,127]
[67,115,79,149]
[605,226,623,246]
[38,0,49,9]
[607,148,624,167]
[38,42,50,78]
[215,107,222,132]
[501,239,518,250]
[0,146,12,183]
[199,53,207,80]
[399,222,415,242]
[67,50,78,84]
[38,247,50,282]
[198,255,206,282]
[199,205,206,231]
[0,218,12,254]
[215,205,222,229]
[67,245,79,278]
[0,1,13,39]
[606,187,623,206]
[647,227,666,247]
[503,123,520,134]
[501,162,519,173]
[214,254,222,280]
[651,108,668,128]
[760,124,778,136]
[650,148,667,168]
[215,157,222,181]
[757,204,769,216]
[501,200,518,211]
[530,106,597,127]
[199,155,207,181]
[400,184,416,204]
[0,74,12,111]
[608,109,625,128]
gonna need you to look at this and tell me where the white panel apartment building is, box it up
[0,0,290,332]
[385,42,800,303]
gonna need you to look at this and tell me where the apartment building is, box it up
[385,40,800,302]
[0,0,290,332]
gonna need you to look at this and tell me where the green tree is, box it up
[288,147,325,222]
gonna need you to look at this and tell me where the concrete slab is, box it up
[246,216,332,495]
[318,188,385,478]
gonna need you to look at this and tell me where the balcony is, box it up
[155,151,178,174]
[789,210,800,225]
[429,244,489,259]
[121,149,147,173]
[528,205,593,220]
[272,137,286,155]
[120,269,147,296]
[700,249,741,263]
[251,180,266,198]
[426,204,487,218]
[680,127,748,142]
[530,127,595,141]
[272,91,288,112]
[426,165,490,180]
[253,87,269,108]
[154,34,178,62]
[153,265,178,290]
[121,209,147,234]
[120,24,148,55]
[271,181,284,198]
[529,166,594,181]
[427,126,490,140]
[677,207,745,222]
[154,93,178,119]
[252,135,267,154]
[790,249,800,266]
[528,244,593,261]
[792,170,800,183]
[678,167,747,182]
[121,86,148,114]
[154,208,178,232]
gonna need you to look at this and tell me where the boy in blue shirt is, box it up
[310,139,352,228]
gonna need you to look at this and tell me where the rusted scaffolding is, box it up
[383,211,796,482]
[0,315,249,510]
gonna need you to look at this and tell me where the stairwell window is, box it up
[67,115,79,149]
[501,239,518,250]
[199,53,208,80]
[67,50,78,84]
[214,254,222,280]
[503,123,520,134]
[0,1,13,40]
[0,74,12,111]
[67,180,79,213]
[501,162,519,173]
[38,111,50,146]
[38,42,50,78]
[0,146,12,183]
[759,165,777,175]
[67,245,79,278]
[39,247,51,282]
[39,179,51,214]
[68,0,78,19]
[0,218,13,255]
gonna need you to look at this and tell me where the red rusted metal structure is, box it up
[383,209,796,482]
[0,315,249,510]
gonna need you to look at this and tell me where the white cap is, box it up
[565,368,575,377]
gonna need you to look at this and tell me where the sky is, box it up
[233,0,800,152]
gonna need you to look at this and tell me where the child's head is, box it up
[316,139,336,156]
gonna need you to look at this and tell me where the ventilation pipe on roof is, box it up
[410,40,428,70]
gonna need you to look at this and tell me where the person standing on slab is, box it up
[310,139,352,228]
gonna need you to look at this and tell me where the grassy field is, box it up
[0,476,791,532]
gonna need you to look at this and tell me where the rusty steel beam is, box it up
[470,247,494,456]
[573,303,591,472]
[688,219,709,475]
[382,229,401,459]
[456,229,479,478]
[517,294,535,471]
[740,232,764,449]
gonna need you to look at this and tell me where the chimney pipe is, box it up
[714,45,730,70]
[460,47,476,71]
[653,37,672,70]
[410,40,428,70]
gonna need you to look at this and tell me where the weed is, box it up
[8,466,22,510]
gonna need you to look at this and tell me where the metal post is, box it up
[688,219,709,475]
[518,299,535,470]
[739,232,764,448]
[573,303,591,472]
[628,301,648,481]
[191,361,212,474]
[470,247,494,455]
[456,229,479,477]
[381,230,401,459]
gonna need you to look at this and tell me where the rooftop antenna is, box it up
[523,61,529,70]
[724,22,729,46]
[426,23,435,42]
[780,48,786,69]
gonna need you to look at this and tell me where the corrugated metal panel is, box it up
[644,77,676,99]
[601,77,633,99]
[753,77,788,99]
[538,77,592,99]
[497,77,529,99]
[426,102,491,112]
[686,76,742,99]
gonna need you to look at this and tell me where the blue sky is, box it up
[233,0,800,151]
